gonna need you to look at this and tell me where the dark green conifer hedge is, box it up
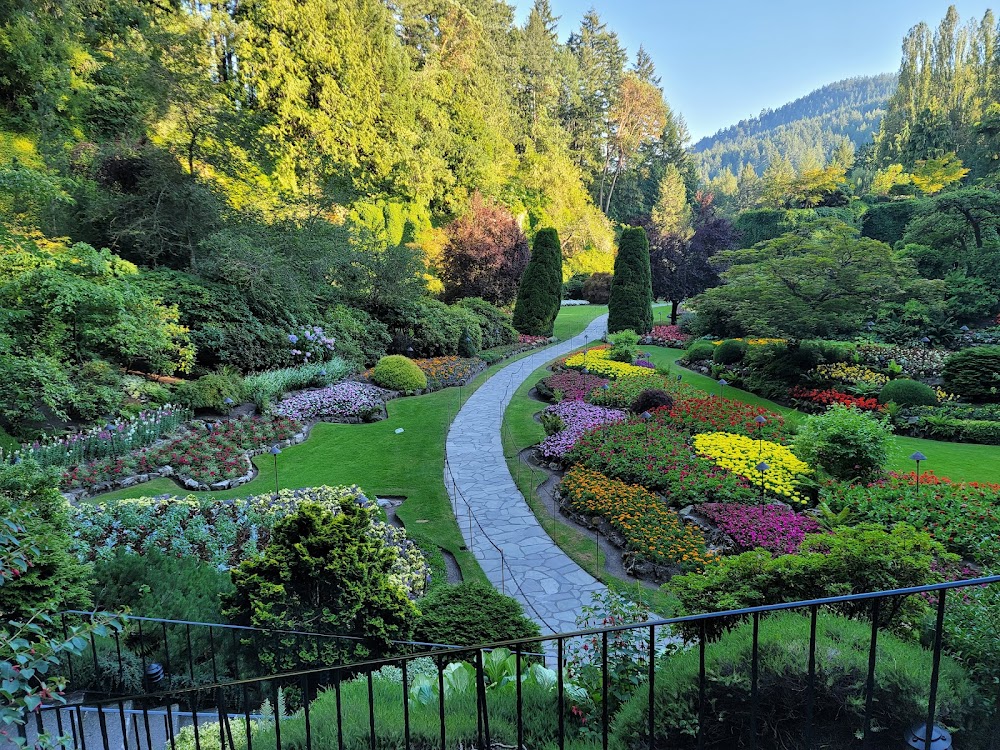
[512,228,563,336]
[608,227,653,334]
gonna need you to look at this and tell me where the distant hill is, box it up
[692,73,897,180]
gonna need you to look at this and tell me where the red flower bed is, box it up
[653,398,788,441]
[650,324,689,348]
[518,334,550,346]
[789,387,883,413]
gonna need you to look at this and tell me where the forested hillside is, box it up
[692,74,896,181]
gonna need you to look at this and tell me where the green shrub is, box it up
[582,272,612,304]
[878,378,938,407]
[408,299,484,358]
[173,369,245,411]
[513,228,563,336]
[683,340,715,362]
[918,415,1000,445]
[943,346,1000,402]
[371,355,428,392]
[612,612,986,750]
[243,360,349,411]
[608,227,653,334]
[742,341,821,400]
[455,297,517,349]
[70,360,124,422]
[794,404,892,481]
[607,329,640,363]
[323,305,391,367]
[563,273,588,299]
[414,581,541,647]
[712,338,748,365]
[808,339,855,363]
[667,523,950,637]
[860,199,920,245]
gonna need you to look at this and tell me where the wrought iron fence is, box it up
[26,577,1000,750]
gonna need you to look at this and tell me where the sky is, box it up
[513,1,995,142]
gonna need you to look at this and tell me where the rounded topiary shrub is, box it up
[878,378,938,407]
[413,581,541,647]
[712,339,748,365]
[793,404,891,481]
[630,389,674,415]
[371,355,427,392]
[684,340,716,362]
[943,346,1000,402]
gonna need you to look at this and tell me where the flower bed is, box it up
[560,467,711,573]
[823,472,1000,565]
[587,374,698,409]
[698,503,821,555]
[413,356,486,389]
[649,324,689,348]
[692,432,811,506]
[537,371,610,402]
[789,387,883,413]
[4,406,192,470]
[564,348,658,379]
[711,338,786,346]
[272,382,388,422]
[518,333,551,345]
[656,398,788,440]
[813,363,889,387]
[566,421,754,504]
[62,415,302,492]
[537,401,628,460]
[856,344,950,379]
[70,486,430,595]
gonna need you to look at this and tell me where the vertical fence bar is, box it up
[601,630,609,750]
[89,630,100,680]
[114,630,124,687]
[698,621,706,750]
[186,625,195,681]
[75,705,88,750]
[137,621,147,680]
[367,670,376,750]
[62,614,75,684]
[806,605,818,749]
[863,598,882,748]
[230,629,240,680]
[924,589,948,750]
[215,688,228,750]
[557,638,565,750]
[69,709,79,750]
[190,699,202,750]
[516,645,524,750]
[335,670,345,750]
[437,658,446,750]
[118,702,129,750]
[209,628,219,683]
[55,706,64,740]
[750,612,759,750]
[161,622,172,679]
[130,714,139,750]
[647,624,656,750]
[96,704,111,750]
[141,706,153,750]
[401,659,411,750]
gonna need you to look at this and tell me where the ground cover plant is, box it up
[271,382,389,422]
[537,401,628,460]
[536,371,610,402]
[412,356,485,389]
[696,503,821,555]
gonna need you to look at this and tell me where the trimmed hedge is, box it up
[943,346,1000,402]
[712,339,748,365]
[512,228,563,336]
[371,355,427,392]
[878,378,937,407]
[413,581,541,646]
[608,227,653,334]
[684,340,715,362]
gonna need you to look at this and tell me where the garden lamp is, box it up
[640,411,653,420]
[910,451,927,493]
[145,662,165,689]
[406,346,414,357]
[754,415,767,457]
[756,461,769,502]
[718,379,728,397]
[904,723,951,750]
[270,445,282,495]
[106,423,117,457]
[920,336,931,345]
[959,325,970,334]
[677,374,682,382]
[865,320,876,330]
[223,397,234,414]
[602,383,611,391]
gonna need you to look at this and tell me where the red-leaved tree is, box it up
[440,193,530,305]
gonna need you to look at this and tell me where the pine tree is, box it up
[651,164,691,237]
[512,228,563,335]
[608,226,653,334]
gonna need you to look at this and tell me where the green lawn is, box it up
[642,345,1000,484]
[93,305,612,587]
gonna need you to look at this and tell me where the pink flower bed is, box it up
[698,503,821,555]
[650,324,689,348]
[518,334,550,346]
[540,371,610,401]
[538,401,628,460]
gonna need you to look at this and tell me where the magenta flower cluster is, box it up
[541,371,610,401]
[699,503,822,555]
[273,382,386,422]
[538,401,627,460]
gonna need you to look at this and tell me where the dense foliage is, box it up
[607,227,653,334]
[413,582,540,647]
[512,228,563,336]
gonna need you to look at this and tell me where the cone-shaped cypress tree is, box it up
[512,228,563,336]
[608,227,653,334]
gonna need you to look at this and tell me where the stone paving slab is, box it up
[445,314,610,636]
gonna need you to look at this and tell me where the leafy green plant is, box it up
[943,346,1000,401]
[371,355,428,392]
[879,378,938,407]
[413,581,540,647]
[682,340,715,362]
[606,329,640,363]
[173,368,246,411]
[793,404,892,481]
[712,338,748,365]
[540,411,566,436]
[243,360,349,411]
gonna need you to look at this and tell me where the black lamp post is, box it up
[756,461,769,502]
[754,415,767,458]
[640,411,653,421]
[718,378,728,398]
[959,325,970,334]
[406,346,414,359]
[223,397,234,415]
[270,445,282,494]
[910,451,926,494]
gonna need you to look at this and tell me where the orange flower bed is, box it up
[560,466,712,572]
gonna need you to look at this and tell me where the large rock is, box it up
[211,480,230,491]
[182,477,201,490]
[158,465,174,476]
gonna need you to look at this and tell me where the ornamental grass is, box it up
[564,348,658,379]
[560,466,711,571]
[692,432,811,506]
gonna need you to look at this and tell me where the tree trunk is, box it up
[670,300,679,325]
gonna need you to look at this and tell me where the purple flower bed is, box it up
[272,382,387,422]
[698,503,822,555]
[634,359,655,369]
[540,371,610,401]
[538,401,628,460]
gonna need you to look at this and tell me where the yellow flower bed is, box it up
[693,432,811,506]
[711,337,786,346]
[564,348,657,379]
[814,363,889,387]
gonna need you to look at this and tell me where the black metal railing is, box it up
[30,577,1000,750]
[56,611,546,699]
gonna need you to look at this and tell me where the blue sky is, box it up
[513,1,995,141]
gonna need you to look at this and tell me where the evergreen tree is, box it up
[512,228,563,335]
[608,226,653,333]
[651,163,691,237]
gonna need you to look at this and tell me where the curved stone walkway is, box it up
[445,314,609,635]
